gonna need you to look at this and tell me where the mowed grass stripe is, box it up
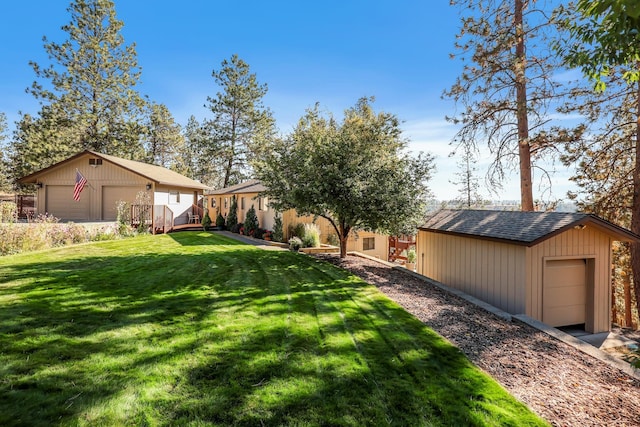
[0,232,548,426]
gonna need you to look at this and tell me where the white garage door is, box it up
[102,186,143,220]
[45,185,91,221]
[543,259,587,327]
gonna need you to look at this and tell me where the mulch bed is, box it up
[316,254,640,427]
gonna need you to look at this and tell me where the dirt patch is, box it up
[316,254,640,427]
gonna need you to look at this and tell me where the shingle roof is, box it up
[206,179,267,195]
[19,150,211,191]
[420,209,639,245]
[91,151,210,190]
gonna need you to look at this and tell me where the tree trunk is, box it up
[339,235,348,259]
[514,0,534,212]
[631,78,640,329]
[612,279,618,325]
[339,223,350,259]
[624,271,633,327]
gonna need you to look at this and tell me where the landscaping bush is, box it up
[288,236,302,251]
[244,205,259,236]
[0,202,17,223]
[202,211,212,231]
[227,197,238,230]
[231,222,243,234]
[301,223,321,248]
[272,214,283,242]
[215,213,226,229]
[327,233,339,247]
[254,228,266,240]
[289,223,306,239]
[0,215,134,256]
[407,248,417,263]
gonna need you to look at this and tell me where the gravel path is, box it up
[317,254,640,427]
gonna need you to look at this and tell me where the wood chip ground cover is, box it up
[317,254,640,427]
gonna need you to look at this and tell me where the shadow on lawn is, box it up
[0,234,541,426]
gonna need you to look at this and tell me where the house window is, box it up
[211,198,216,208]
[363,237,375,251]
[241,197,245,210]
[258,197,266,211]
[89,158,103,166]
[169,190,180,204]
[224,197,228,209]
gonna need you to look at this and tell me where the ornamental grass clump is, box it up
[302,223,320,248]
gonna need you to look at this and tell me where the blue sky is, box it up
[0,1,574,200]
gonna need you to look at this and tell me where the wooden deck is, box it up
[170,223,203,232]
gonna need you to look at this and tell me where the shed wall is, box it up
[417,231,527,314]
[526,226,612,333]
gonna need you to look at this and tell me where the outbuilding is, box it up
[417,209,640,333]
[19,150,209,227]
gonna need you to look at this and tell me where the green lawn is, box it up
[0,232,547,426]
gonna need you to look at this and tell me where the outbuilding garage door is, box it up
[45,185,91,221]
[102,186,143,220]
[543,259,587,327]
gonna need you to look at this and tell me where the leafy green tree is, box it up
[557,0,640,324]
[561,0,640,91]
[255,98,435,258]
[145,103,184,169]
[15,0,148,174]
[205,54,276,188]
[445,0,577,211]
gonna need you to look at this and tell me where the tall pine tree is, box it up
[445,0,578,210]
[145,103,184,169]
[205,55,276,188]
[11,0,148,179]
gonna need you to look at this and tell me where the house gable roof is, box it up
[206,179,267,195]
[19,150,211,191]
[419,209,640,246]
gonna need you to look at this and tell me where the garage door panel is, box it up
[544,286,586,307]
[543,259,587,327]
[102,186,142,220]
[46,185,90,221]
[544,305,586,326]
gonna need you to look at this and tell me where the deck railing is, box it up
[131,204,152,230]
[192,203,204,223]
[153,205,174,234]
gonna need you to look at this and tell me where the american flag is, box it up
[73,170,88,201]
